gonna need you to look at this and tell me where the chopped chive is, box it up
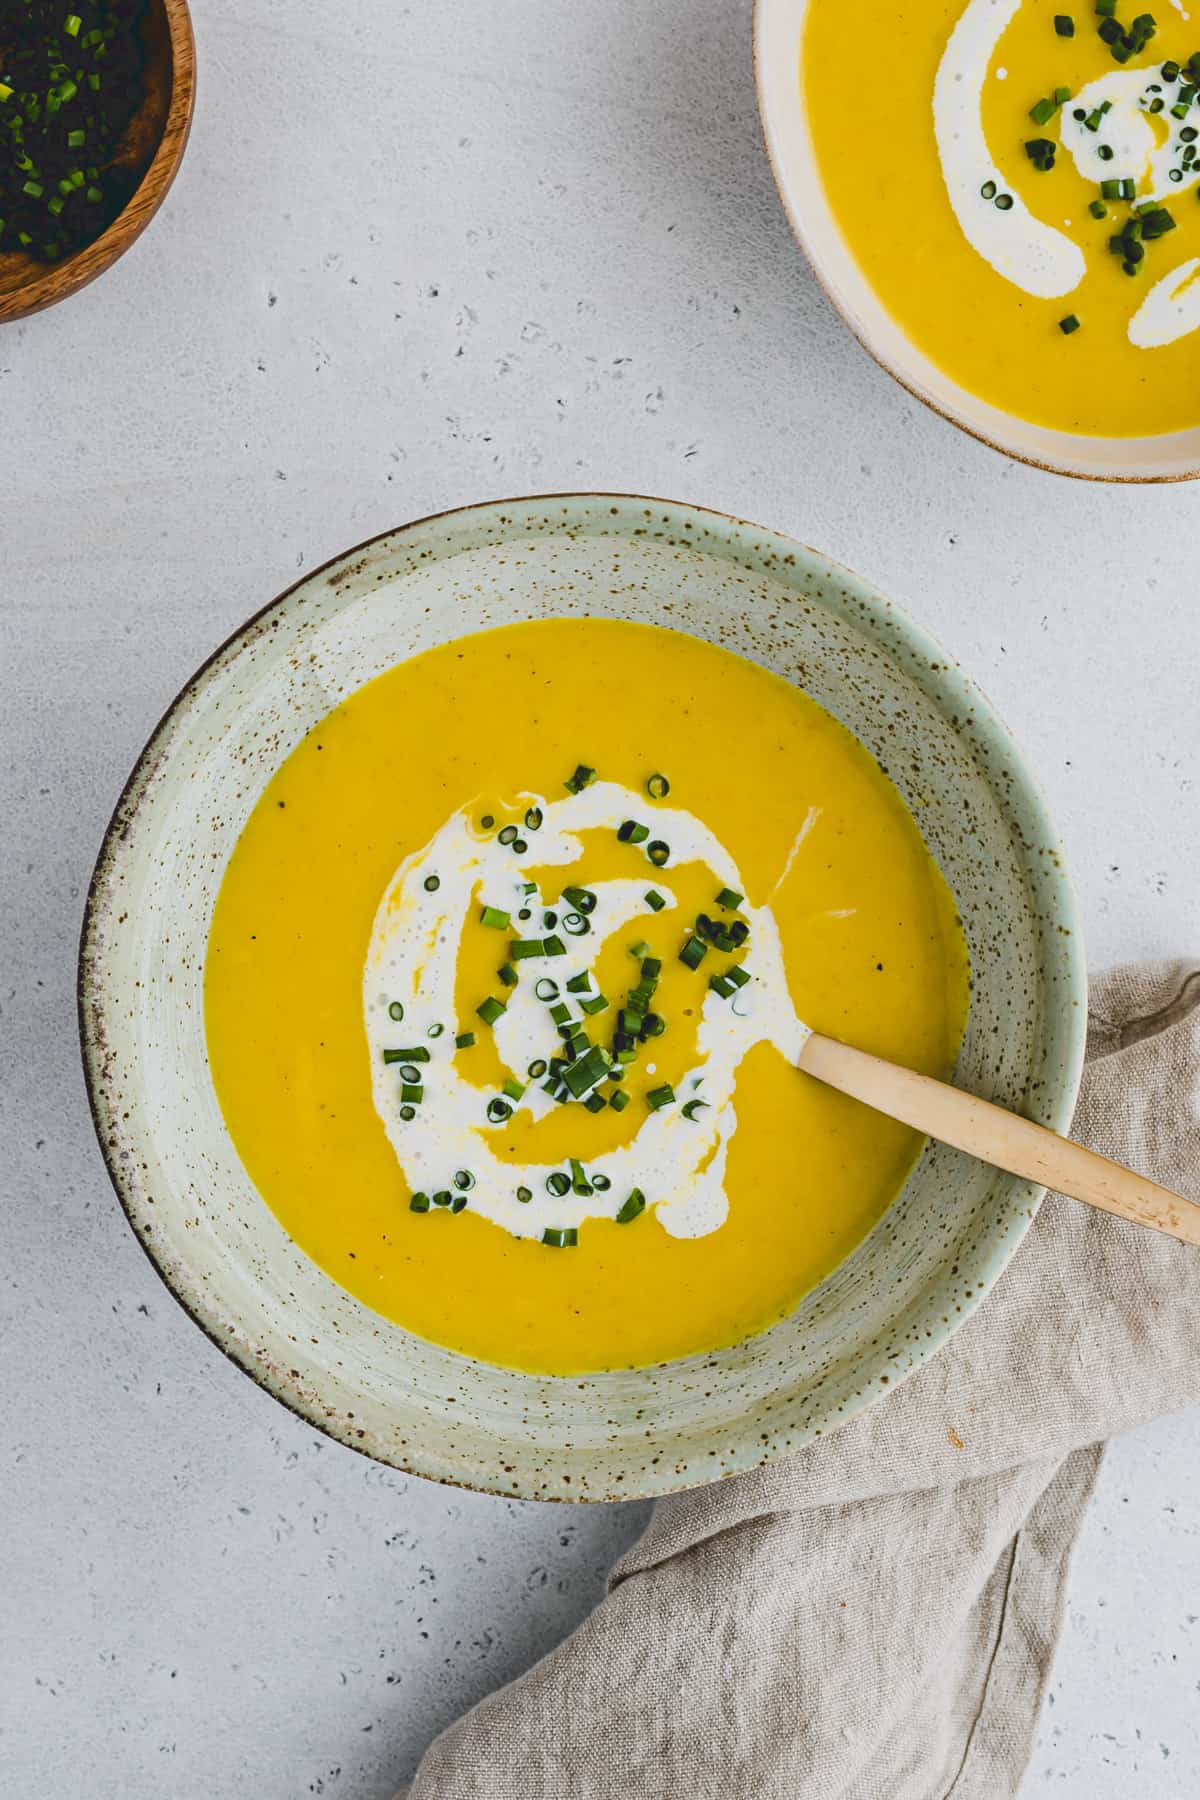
[388,1001,405,1021]
[727,966,751,989]
[609,1088,631,1113]
[398,1104,416,1121]
[511,838,528,855]
[629,940,651,958]
[569,1157,592,1196]
[534,978,560,1002]
[618,819,649,843]
[476,996,506,1025]
[480,904,510,929]
[1059,313,1081,334]
[450,1195,468,1213]
[1089,198,1108,218]
[682,1099,710,1121]
[644,889,667,912]
[479,813,495,830]
[497,825,518,845]
[646,1083,675,1111]
[1029,97,1056,126]
[1054,85,1072,104]
[994,192,1014,210]
[646,773,670,799]
[427,1023,445,1039]
[562,885,597,914]
[562,912,590,936]
[67,127,86,148]
[542,934,567,957]
[65,12,83,32]
[563,1045,610,1096]
[543,910,558,929]
[679,936,708,969]
[455,1031,476,1048]
[524,805,543,830]
[486,1097,512,1122]
[640,1012,665,1039]
[592,1173,612,1192]
[454,1169,475,1191]
[615,1189,645,1224]
[400,1083,424,1104]
[397,1064,422,1082]
[564,764,596,793]
[1054,13,1075,33]
[527,1058,548,1080]
[498,963,519,986]
[384,1046,431,1063]
[1100,178,1122,198]
[549,1001,572,1024]
[433,1190,452,1207]
[980,178,997,199]
[1097,144,1114,160]
[510,938,545,959]
[709,973,736,998]
[409,1192,430,1213]
[715,886,743,910]
[641,955,662,979]
[546,1171,571,1197]
[516,1186,533,1203]
[1141,206,1177,237]
[567,972,593,994]
[579,994,609,1015]
[584,1092,607,1113]
[647,840,670,866]
[542,1227,578,1248]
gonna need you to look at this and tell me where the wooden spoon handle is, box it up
[799,1031,1200,1246]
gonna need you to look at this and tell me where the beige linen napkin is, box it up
[398,961,1200,1800]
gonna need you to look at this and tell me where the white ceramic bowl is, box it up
[80,495,1086,1500]
[755,0,1200,482]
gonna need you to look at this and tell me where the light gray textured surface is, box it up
[1,1,1197,1795]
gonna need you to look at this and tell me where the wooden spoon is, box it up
[800,1032,1200,1245]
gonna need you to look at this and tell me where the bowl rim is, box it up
[0,0,196,324]
[78,491,1089,1499]
[752,0,1200,485]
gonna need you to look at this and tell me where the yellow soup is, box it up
[804,0,1200,436]
[206,619,969,1374]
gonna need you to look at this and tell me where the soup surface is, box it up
[804,0,1200,436]
[206,619,969,1373]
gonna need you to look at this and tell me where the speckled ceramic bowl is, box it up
[755,0,1200,483]
[80,495,1086,1500]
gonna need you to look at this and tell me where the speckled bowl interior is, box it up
[80,495,1086,1500]
[755,0,1200,482]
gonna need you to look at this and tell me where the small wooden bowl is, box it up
[0,0,195,324]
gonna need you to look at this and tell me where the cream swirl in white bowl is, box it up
[934,0,1200,348]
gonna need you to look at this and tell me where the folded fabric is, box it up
[398,961,1200,1800]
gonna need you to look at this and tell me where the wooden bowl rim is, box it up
[0,0,195,324]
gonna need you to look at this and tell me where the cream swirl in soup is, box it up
[364,782,809,1242]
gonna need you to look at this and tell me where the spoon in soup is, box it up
[798,1033,1200,1245]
